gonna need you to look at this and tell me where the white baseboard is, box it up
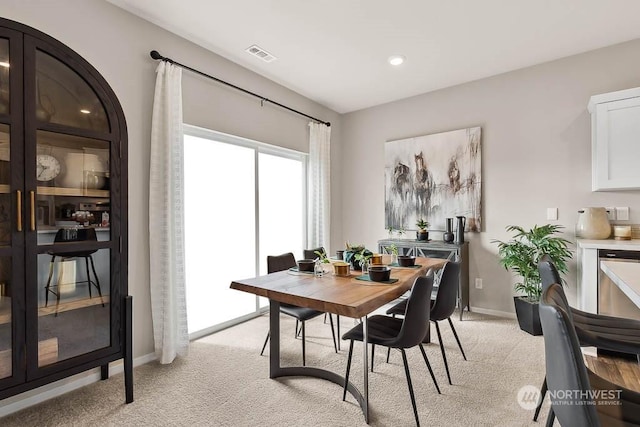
[469,306,517,319]
[0,352,157,418]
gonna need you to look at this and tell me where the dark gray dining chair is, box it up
[540,283,640,426]
[386,260,466,385]
[342,273,440,427]
[260,252,337,366]
[303,247,325,260]
[45,227,104,314]
[532,257,640,422]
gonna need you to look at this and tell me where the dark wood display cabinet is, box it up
[0,18,132,403]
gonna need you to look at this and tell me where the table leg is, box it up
[268,300,369,423]
[269,300,281,378]
[362,315,369,423]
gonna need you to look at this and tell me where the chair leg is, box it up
[260,331,270,356]
[88,256,105,307]
[400,349,421,427]
[447,317,466,360]
[295,320,300,338]
[371,344,375,372]
[435,321,452,385]
[85,257,93,299]
[328,314,338,353]
[54,259,65,316]
[419,344,441,394]
[337,315,341,351]
[533,376,547,421]
[386,313,396,363]
[343,340,354,401]
[45,257,56,307]
[545,407,555,427]
[301,321,306,366]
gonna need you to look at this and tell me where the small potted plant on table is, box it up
[493,224,572,335]
[344,242,373,271]
[416,219,429,241]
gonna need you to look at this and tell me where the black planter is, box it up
[513,296,542,336]
[416,231,429,241]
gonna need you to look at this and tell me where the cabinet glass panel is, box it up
[0,124,10,247]
[35,50,109,132]
[36,248,110,365]
[36,130,110,242]
[0,38,9,115]
[0,257,12,379]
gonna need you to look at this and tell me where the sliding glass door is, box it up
[183,126,306,337]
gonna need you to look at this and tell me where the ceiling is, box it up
[107,0,640,114]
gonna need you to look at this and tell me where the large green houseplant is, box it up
[493,224,572,335]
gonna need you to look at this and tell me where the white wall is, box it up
[2,0,342,359]
[340,38,640,314]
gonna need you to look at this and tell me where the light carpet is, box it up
[0,311,551,426]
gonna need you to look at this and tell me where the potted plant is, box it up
[344,242,373,271]
[387,243,399,265]
[416,219,429,241]
[493,224,572,335]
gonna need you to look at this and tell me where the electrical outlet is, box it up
[616,207,630,221]
[606,207,616,221]
[475,278,483,289]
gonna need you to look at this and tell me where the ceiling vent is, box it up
[245,45,277,63]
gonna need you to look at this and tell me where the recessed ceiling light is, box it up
[80,109,91,114]
[0,61,9,68]
[388,55,405,66]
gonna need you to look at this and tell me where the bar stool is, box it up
[45,228,104,314]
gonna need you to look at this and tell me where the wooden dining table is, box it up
[230,256,447,423]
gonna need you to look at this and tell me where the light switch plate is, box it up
[606,207,616,220]
[616,207,630,221]
[546,208,558,221]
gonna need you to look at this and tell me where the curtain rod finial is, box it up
[325,122,331,127]
[150,50,163,60]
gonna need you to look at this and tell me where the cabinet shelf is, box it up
[0,186,108,196]
[37,186,108,197]
[0,295,111,325]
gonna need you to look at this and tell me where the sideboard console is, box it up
[377,239,469,320]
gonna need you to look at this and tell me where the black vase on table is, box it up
[443,218,455,243]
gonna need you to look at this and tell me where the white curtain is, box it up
[149,61,189,364]
[307,122,331,250]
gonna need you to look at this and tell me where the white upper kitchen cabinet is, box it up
[589,87,640,191]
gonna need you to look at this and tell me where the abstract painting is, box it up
[385,127,481,232]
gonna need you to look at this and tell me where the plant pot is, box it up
[416,231,429,241]
[513,296,542,336]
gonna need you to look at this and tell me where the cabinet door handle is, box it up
[30,191,35,231]
[16,190,22,232]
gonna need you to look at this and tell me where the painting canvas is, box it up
[385,127,481,232]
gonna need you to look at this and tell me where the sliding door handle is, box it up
[29,191,35,231]
[16,190,22,232]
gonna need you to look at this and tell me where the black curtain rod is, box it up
[149,50,330,127]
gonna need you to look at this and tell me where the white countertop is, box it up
[600,261,640,308]
[578,239,640,250]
